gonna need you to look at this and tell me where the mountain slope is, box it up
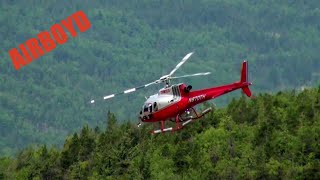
[0,0,319,155]
[1,88,320,179]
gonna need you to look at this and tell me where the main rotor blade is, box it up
[168,52,194,76]
[170,72,211,79]
[90,80,158,104]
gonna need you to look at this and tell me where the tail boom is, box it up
[187,60,253,106]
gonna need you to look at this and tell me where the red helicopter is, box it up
[90,52,252,134]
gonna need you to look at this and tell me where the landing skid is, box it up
[150,107,212,134]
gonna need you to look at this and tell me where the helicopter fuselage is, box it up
[139,80,251,123]
[90,52,252,134]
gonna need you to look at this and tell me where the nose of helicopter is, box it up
[139,109,149,121]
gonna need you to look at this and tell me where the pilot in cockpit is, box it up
[140,102,158,120]
[139,103,151,120]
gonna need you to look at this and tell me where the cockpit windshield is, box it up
[143,105,149,112]
[143,103,154,113]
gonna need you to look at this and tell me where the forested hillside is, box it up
[0,88,319,179]
[0,0,320,155]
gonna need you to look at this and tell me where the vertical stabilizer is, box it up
[240,61,252,97]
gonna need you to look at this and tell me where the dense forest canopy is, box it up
[0,88,319,179]
[0,0,319,155]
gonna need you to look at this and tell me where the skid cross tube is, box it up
[150,107,212,134]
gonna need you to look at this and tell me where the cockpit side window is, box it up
[153,102,158,111]
[149,104,152,113]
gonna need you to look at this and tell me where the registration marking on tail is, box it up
[189,94,206,103]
